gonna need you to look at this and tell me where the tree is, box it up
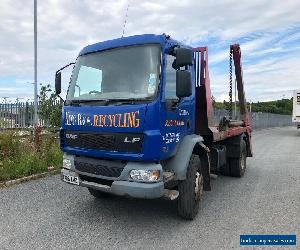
[39,85,62,127]
[212,98,293,115]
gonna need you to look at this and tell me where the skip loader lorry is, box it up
[55,34,253,220]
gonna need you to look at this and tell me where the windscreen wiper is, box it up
[67,99,111,106]
[67,98,152,106]
[112,98,152,105]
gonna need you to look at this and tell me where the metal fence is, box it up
[0,101,61,129]
[0,102,293,130]
[214,109,293,129]
[250,112,293,129]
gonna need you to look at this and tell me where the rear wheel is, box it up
[88,188,111,198]
[219,161,231,176]
[177,154,203,220]
[229,140,247,177]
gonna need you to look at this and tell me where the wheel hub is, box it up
[195,172,203,200]
[241,154,246,170]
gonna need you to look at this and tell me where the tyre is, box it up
[229,140,247,177]
[177,154,203,220]
[219,161,231,176]
[88,188,111,198]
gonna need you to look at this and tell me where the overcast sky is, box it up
[0,0,300,102]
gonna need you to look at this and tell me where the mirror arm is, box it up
[56,62,75,75]
[57,94,64,102]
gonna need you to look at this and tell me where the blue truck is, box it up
[55,34,253,219]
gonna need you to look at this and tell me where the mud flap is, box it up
[201,154,211,191]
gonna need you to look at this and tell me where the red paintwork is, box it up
[230,44,251,127]
[194,47,214,136]
[193,45,253,156]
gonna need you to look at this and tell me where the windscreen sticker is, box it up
[65,111,140,128]
[148,73,156,94]
[148,73,156,85]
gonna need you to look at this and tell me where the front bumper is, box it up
[61,162,165,199]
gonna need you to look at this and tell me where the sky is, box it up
[0,0,300,103]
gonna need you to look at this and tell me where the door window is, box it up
[165,54,178,100]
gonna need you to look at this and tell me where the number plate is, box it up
[63,173,79,185]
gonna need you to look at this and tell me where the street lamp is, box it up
[34,0,38,126]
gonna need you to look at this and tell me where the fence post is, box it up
[25,102,29,127]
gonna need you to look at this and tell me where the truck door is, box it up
[160,53,192,158]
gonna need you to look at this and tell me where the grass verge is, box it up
[0,131,62,182]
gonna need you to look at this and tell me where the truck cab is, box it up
[56,34,252,219]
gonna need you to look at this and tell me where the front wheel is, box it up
[177,154,203,220]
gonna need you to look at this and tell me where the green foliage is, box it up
[39,84,62,127]
[250,99,293,115]
[0,118,10,128]
[0,132,62,182]
[212,99,293,115]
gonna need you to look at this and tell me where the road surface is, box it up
[0,127,299,249]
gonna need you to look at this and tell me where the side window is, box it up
[165,54,178,100]
[74,66,102,98]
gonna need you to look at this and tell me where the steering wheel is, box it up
[89,90,101,95]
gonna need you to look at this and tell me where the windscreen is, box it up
[66,44,161,101]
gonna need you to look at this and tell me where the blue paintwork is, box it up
[79,34,188,56]
[61,33,196,162]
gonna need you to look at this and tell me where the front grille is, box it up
[63,130,143,153]
[75,156,126,178]
[66,132,115,150]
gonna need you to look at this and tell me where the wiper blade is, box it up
[68,99,111,105]
[70,99,108,103]
[67,98,152,106]
[114,97,153,102]
[114,98,151,101]
[112,98,153,105]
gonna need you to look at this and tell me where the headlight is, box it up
[129,169,160,182]
[63,158,72,170]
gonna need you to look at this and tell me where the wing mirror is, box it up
[176,70,192,98]
[54,62,75,97]
[175,48,193,67]
[55,71,62,95]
